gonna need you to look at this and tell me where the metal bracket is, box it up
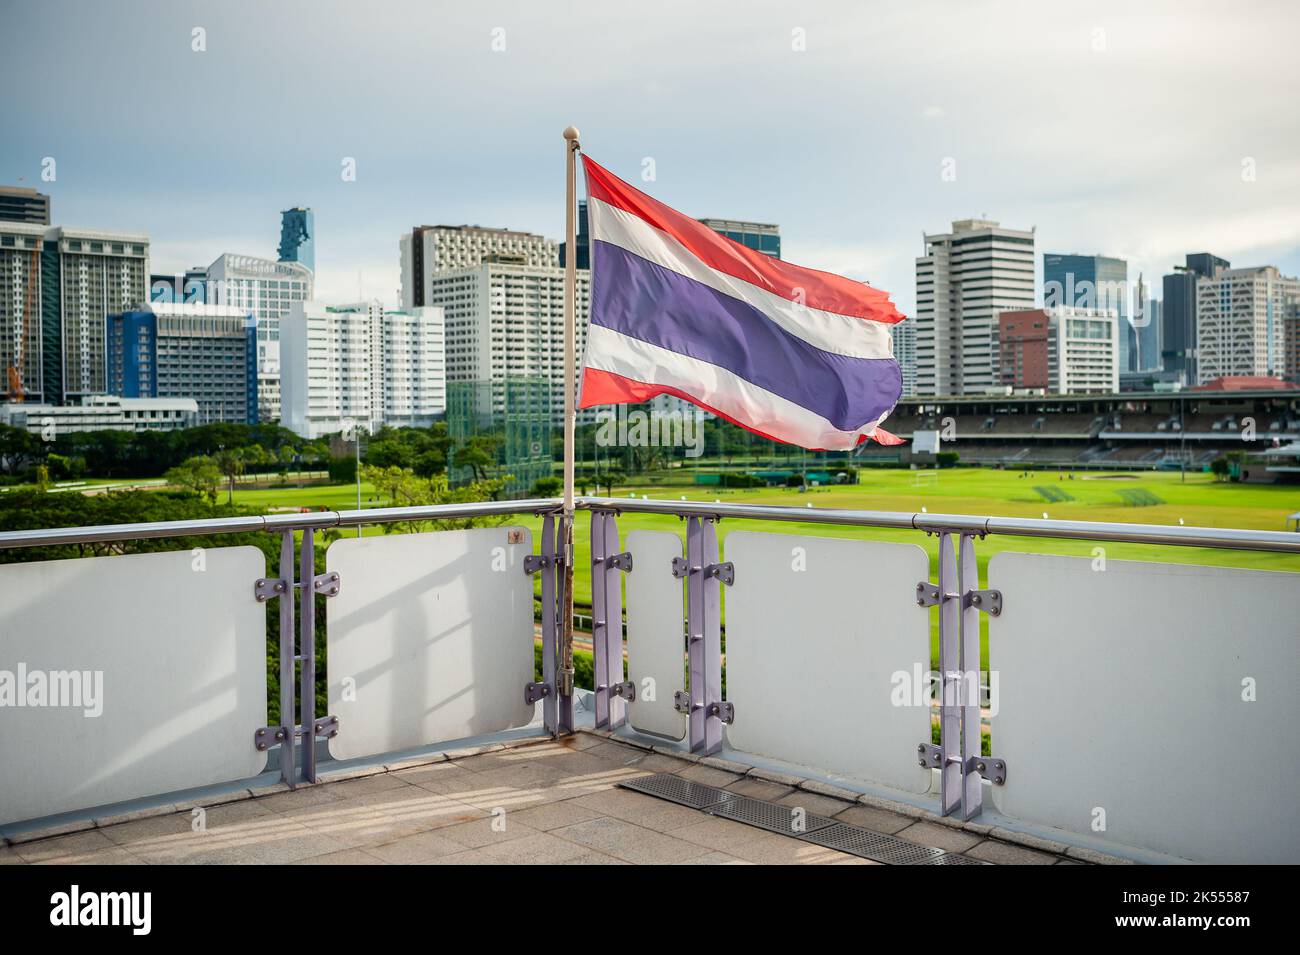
[523,554,554,575]
[969,756,1008,785]
[254,578,289,602]
[610,680,636,701]
[707,701,735,724]
[254,726,289,751]
[917,742,943,769]
[311,572,340,597]
[915,582,940,607]
[606,552,633,573]
[704,562,735,586]
[673,690,693,714]
[311,715,340,740]
[524,682,553,705]
[963,588,1002,616]
[671,556,689,578]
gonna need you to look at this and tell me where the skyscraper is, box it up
[1043,253,1133,371]
[400,225,557,308]
[697,218,782,258]
[108,302,258,424]
[207,253,313,422]
[915,219,1035,396]
[0,186,51,225]
[1194,265,1299,383]
[890,320,917,397]
[277,207,314,273]
[1161,252,1228,383]
[558,200,591,270]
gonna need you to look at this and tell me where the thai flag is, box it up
[577,156,906,449]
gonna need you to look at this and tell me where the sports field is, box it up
[231,468,1300,668]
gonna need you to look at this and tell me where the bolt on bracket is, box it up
[915,581,940,607]
[704,562,735,586]
[917,742,943,769]
[610,680,636,701]
[524,681,553,705]
[969,756,1008,785]
[312,572,340,597]
[523,554,554,575]
[963,588,1002,616]
[606,552,633,573]
[254,578,289,602]
[311,715,340,740]
[673,690,693,714]
[707,701,735,724]
[254,725,289,752]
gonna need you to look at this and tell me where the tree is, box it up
[212,449,245,504]
[361,464,509,533]
[164,456,222,504]
[452,435,502,481]
[1210,456,1230,482]
[0,424,43,476]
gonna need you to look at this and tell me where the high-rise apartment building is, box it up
[108,302,258,425]
[280,300,446,438]
[890,320,917,397]
[0,222,46,402]
[277,207,315,273]
[915,219,1035,396]
[0,186,51,225]
[1162,252,1228,384]
[207,253,313,422]
[1195,265,1300,384]
[997,307,1119,394]
[697,218,782,258]
[400,225,557,308]
[424,262,590,425]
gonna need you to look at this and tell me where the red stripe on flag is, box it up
[582,156,905,325]
[581,367,898,450]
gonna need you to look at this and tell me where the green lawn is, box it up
[231,468,1300,670]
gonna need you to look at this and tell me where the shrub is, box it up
[936,451,961,469]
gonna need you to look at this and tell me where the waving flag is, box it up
[577,156,906,449]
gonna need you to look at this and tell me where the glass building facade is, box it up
[277,207,315,273]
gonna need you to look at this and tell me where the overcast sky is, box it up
[3,0,1297,316]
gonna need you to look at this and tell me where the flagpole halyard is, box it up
[559,125,581,726]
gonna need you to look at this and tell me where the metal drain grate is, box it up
[618,773,738,811]
[915,852,990,865]
[799,822,948,865]
[710,795,837,837]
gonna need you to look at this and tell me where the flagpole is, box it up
[559,125,580,730]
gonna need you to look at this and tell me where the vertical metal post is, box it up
[700,517,724,755]
[958,532,983,819]
[686,517,706,751]
[558,126,581,726]
[937,531,961,816]
[298,528,317,784]
[539,513,560,734]
[277,529,296,788]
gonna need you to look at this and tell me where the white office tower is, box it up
[915,219,1035,395]
[400,225,558,309]
[424,262,590,424]
[889,319,917,397]
[207,253,313,422]
[1195,265,1300,383]
[1047,306,1120,394]
[280,300,445,438]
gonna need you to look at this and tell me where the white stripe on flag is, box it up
[588,198,896,362]
[583,324,890,450]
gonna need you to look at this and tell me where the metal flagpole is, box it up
[559,125,580,730]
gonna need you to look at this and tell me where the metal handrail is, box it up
[0,494,1297,554]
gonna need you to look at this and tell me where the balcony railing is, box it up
[0,497,1297,864]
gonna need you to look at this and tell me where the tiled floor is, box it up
[0,732,1083,865]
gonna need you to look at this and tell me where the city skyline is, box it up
[3,0,1297,320]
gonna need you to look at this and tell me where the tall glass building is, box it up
[277,207,314,273]
[697,218,781,258]
[1043,253,1130,370]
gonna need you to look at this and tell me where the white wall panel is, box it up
[989,553,1300,863]
[0,547,268,826]
[326,527,534,761]
[625,530,687,740]
[724,532,932,793]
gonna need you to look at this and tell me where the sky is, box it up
[3,0,1298,317]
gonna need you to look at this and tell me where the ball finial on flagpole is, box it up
[563,126,580,142]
